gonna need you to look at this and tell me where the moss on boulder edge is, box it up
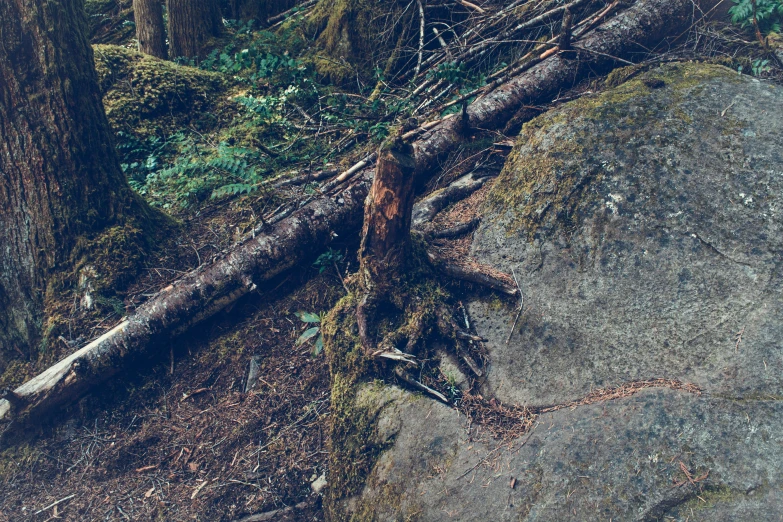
[485,62,745,240]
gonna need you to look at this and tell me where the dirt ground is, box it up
[0,265,342,521]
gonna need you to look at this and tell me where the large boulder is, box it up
[336,63,783,520]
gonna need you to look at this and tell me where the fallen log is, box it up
[0,0,712,428]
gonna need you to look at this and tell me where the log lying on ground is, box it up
[0,0,710,427]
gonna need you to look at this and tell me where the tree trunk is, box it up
[0,0,155,369]
[168,0,222,59]
[356,139,417,349]
[224,0,298,23]
[358,139,417,294]
[133,0,167,58]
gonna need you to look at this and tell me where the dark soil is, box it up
[0,267,344,521]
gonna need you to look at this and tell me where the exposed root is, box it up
[458,379,703,444]
[395,366,449,403]
[430,217,481,239]
[429,253,518,296]
[412,175,487,229]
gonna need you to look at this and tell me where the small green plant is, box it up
[429,61,467,84]
[313,248,344,274]
[729,0,783,35]
[443,371,461,402]
[752,58,772,75]
[295,311,325,356]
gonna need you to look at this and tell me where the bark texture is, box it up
[356,139,417,349]
[0,0,147,368]
[168,0,222,59]
[358,140,417,292]
[224,0,298,23]
[0,0,714,427]
[133,0,167,58]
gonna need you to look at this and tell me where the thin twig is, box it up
[34,494,75,515]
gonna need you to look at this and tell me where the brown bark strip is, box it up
[0,0,713,427]
[133,0,167,58]
[356,139,417,350]
[167,0,222,59]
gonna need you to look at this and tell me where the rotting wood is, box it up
[0,0,714,428]
[356,137,417,352]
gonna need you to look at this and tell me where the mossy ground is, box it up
[0,268,343,521]
[94,44,235,137]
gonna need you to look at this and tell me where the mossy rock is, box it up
[330,63,783,520]
[93,44,235,136]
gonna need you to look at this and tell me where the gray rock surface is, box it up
[341,64,783,521]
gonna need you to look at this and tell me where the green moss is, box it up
[0,360,35,390]
[323,246,453,520]
[93,45,233,136]
[485,63,745,239]
[604,64,647,88]
[0,444,42,477]
[677,483,762,514]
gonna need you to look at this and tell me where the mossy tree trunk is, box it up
[0,0,156,370]
[133,0,167,58]
[356,138,417,350]
[167,0,222,59]
[306,0,412,82]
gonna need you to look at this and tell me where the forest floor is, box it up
[1,0,783,519]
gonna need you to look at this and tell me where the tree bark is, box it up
[358,139,417,294]
[224,0,298,24]
[133,0,167,58]
[0,0,715,427]
[0,0,153,368]
[356,139,417,350]
[168,0,222,59]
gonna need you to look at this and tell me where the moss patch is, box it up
[323,245,455,519]
[93,45,235,136]
[485,63,746,239]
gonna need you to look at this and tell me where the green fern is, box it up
[729,0,783,34]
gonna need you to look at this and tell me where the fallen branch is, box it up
[412,175,487,229]
[232,502,310,522]
[34,494,75,515]
[456,0,486,14]
[271,169,338,188]
[0,0,711,428]
[267,0,318,25]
